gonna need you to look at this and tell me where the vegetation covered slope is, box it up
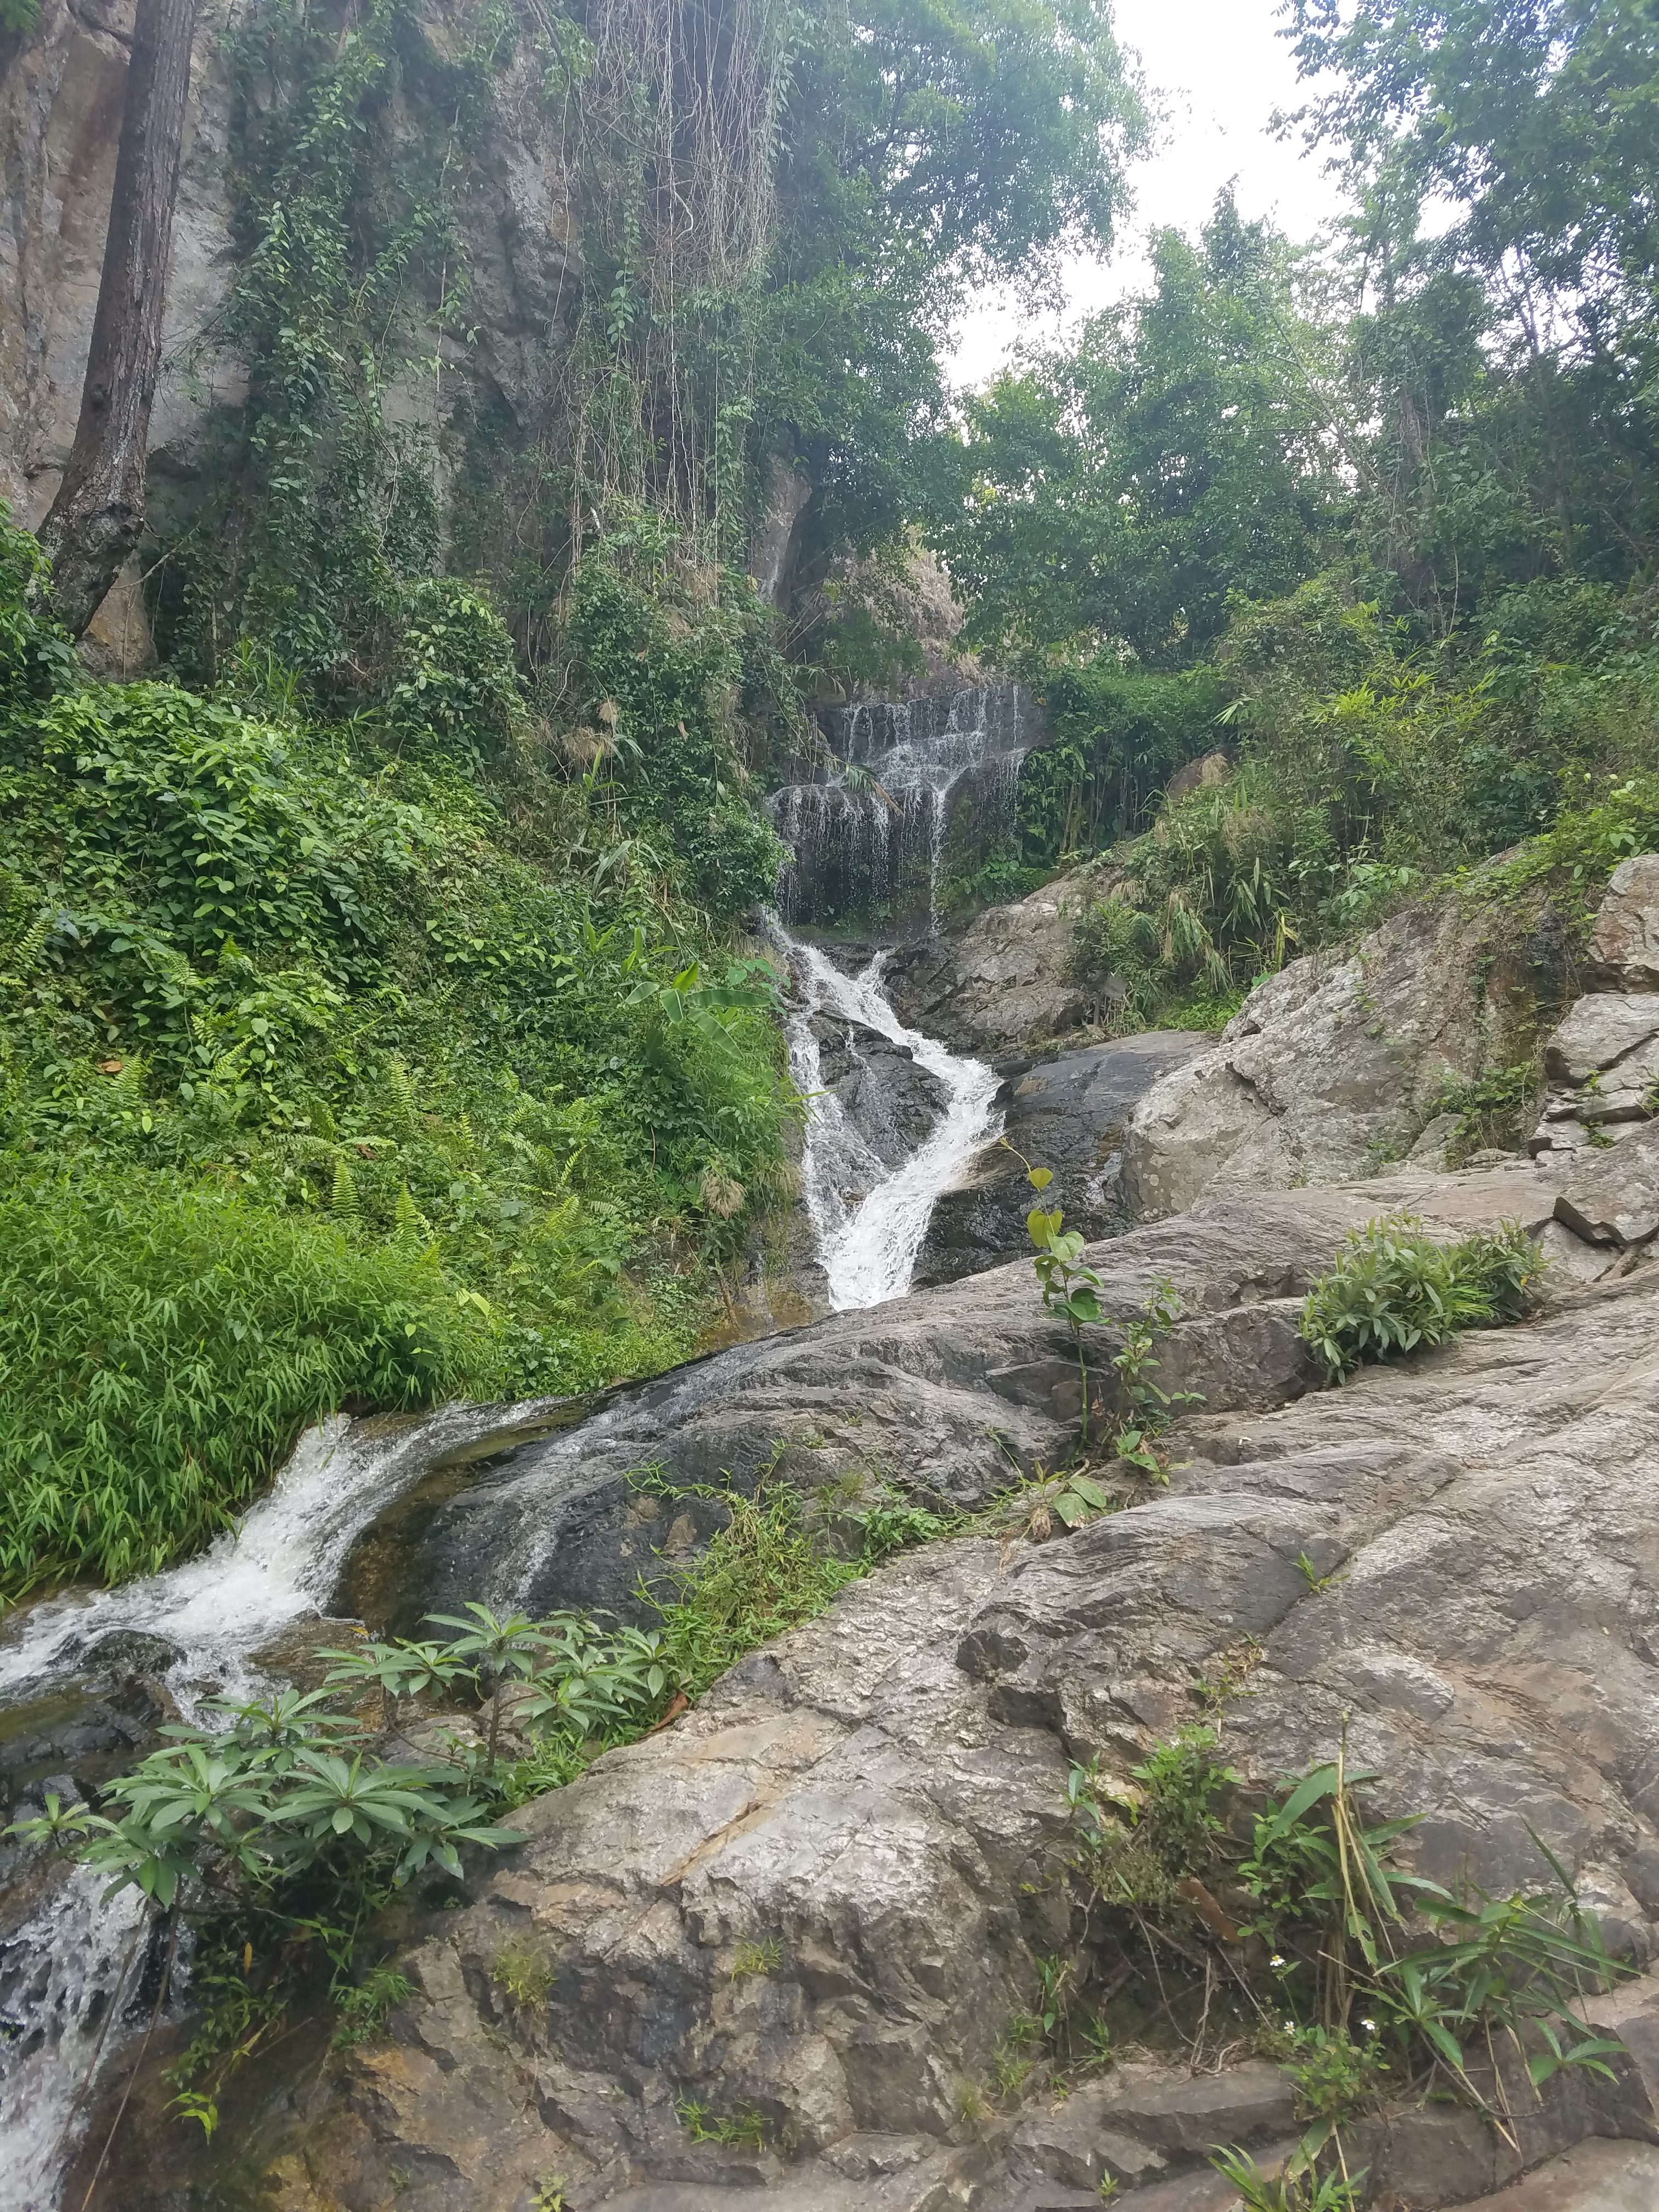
[0,515,796,1596]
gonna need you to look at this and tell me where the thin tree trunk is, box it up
[37,0,198,637]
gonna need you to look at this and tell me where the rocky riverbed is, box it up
[49,1149,1659,2212]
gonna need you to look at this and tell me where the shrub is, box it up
[1298,1216,1544,1384]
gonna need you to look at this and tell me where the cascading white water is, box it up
[777,928,1002,1309]
[0,1867,153,2212]
[0,1396,563,2208]
[769,682,1034,935]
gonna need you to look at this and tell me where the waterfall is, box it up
[769,682,1036,936]
[772,926,1002,1310]
[0,1397,568,2209]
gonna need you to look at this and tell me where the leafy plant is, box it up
[1209,2148,1365,2212]
[1002,1142,1201,1457]
[1299,1216,1546,1382]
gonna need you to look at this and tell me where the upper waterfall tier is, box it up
[767,682,1043,938]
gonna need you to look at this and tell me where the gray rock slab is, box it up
[1553,1116,1659,1245]
[1590,853,1659,991]
[1442,2138,1659,2210]
[1120,894,1569,1218]
[356,1169,1554,1628]
[234,1172,1659,2212]
[1544,993,1659,1087]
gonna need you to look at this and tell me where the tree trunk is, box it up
[36,0,198,638]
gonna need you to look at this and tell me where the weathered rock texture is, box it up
[884,860,1121,1054]
[1120,893,1570,1218]
[915,1031,1203,1286]
[115,1164,1659,2212]
[1531,858,1659,1156]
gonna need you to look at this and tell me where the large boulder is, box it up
[132,1167,1659,2212]
[1589,854,1659,991]
[1120,891,1566,1218]
[883,860,1120,1054]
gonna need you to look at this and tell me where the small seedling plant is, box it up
[1002,1140,1201,1465]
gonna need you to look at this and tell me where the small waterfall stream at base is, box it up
[772,927,1002,1311]
[0,1397,571,2211]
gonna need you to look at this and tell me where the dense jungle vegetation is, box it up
[3,0,1658,1601]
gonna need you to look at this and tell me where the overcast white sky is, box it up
[946,0,1351,387]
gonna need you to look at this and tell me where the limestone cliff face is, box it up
[0,0,589,659]
[0,0,239,527]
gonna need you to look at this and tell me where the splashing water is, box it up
[777,928,1002,1309]
[0,1396,566,2207]
[0,1867,153,2212]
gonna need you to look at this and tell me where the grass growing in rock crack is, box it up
[674,2095,771,2149]
[1036,1724,1631,2199]
[639,1446,958,1699]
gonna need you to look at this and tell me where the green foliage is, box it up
[938,194,1344,664]
[730,1934,785,1979]
[1423,1061,1541,1165]
[674,2095,769,2150]
[1284,0,1659,616]
[1299,1216,1545,1384]
[1209,2151,1364,2212]
[1003,1143,1199,1459]
[0,507,794,1599]
[492,1939,555,2010]
[648,1478,866,1700]
[332,1964,413,2049]
[1058,1730,1632,2187]
[0,1169,484,1596]
[1019,667,1229,861]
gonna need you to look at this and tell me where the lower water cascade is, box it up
[0,692,1019,2205]
[0,1399,567,2210]
[773,926,1002,1310]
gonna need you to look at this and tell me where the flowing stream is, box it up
[2,686,1027,2203]
[0,1398,568,2209]
[775,928,1002,1310]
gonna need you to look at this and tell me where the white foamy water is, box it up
[0,1396,563,2205]
[0,1866,152,2212]
[779,930,1002,1310]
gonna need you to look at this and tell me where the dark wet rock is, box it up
[810,1012,950,1170]
[915,1031,1205,1285]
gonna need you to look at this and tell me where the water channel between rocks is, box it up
[0,687,1032,2206]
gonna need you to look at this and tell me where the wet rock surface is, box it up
[915,1031,1205,1285]
[809,1010,951,1171]
[127,1163,1659,2212]
[359,1171,1550,1634]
